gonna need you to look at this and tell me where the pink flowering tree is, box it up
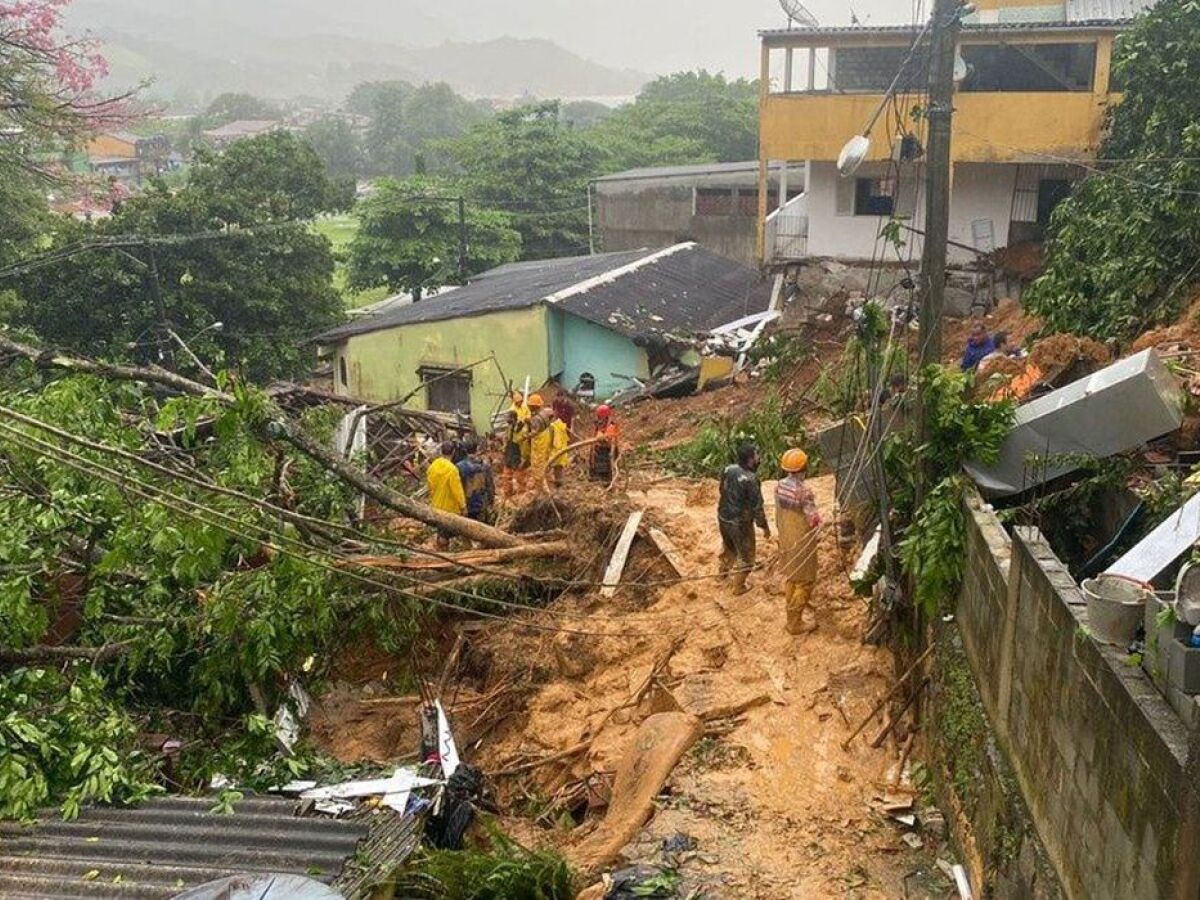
[0,0,133,173]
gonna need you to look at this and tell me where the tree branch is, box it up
[0,334,522,548]
[0,640,137,666]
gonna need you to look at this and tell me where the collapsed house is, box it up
[313,243,775,434]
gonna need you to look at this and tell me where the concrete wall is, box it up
[332,305,550,433]
[803,161,1018,264]
[595,181,773,267]
[553,310,649,400]
[944,494,1197,899]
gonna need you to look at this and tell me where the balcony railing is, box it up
[765,193,809,263]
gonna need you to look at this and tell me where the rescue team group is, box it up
[426,392,821,636]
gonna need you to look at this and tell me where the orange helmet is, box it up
[527,393,545,408]
[781,448,809,473]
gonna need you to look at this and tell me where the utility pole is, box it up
[457,196,468,286]
[916,0,963,505]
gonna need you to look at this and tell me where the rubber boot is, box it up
[786,582,815,635]
[730,568,750,596]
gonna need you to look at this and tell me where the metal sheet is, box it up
[1107,492,1200,584]
[0,796,368,900]
[966,350,1183,498]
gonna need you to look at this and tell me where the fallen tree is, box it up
[0,333,521,549]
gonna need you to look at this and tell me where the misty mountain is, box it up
[69,0,650,109]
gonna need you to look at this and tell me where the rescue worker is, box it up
[501,392,531,498]
[776,448,821,634]
[456,436,496,525]
[717,442,770,596]
[589,405,620,485]
[549,407,571,488]
[427,441,466,549]
[527,394,554,489]
[552,393,577,434]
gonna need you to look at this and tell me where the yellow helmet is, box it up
[781,448,809,473]
[527,393,545,408]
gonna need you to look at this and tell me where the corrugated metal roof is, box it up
[759,19,1134,40]
[313,244,772,343]
[0,796,368,899]
[1066,0,1156,21]
[594,160,775,184]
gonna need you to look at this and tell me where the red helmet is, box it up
[596,404,613,419]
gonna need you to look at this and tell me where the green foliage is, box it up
[12,132,347,381]
[747,331,814,382]
[895,368,1015,616]
[303,116,368,181]
[444,101,604,259]
[393,830,576,900]
[352,80,490,177]
[663,393,810,481]
[347,176,522,298]
[0,667,160,821]
[592,71,759,164]
[1027,0,1200,341]
[0,374,427,814]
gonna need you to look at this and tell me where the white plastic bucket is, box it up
[1082,574,1151,646]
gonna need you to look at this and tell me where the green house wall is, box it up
[332,305,550,433]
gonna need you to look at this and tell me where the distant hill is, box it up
[67,0,649,109]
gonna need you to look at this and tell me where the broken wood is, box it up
[434,633,465,701]
[870,677,929,749]
[600,510,644,598]
[342,542,572,572]
[840,644,935,751]
[0,333,522,549]
[647,527,686,578]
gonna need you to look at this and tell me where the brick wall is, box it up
[947,493,1196,899]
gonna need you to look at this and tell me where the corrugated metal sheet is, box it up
[760,20,1133,40]
[1066,0,1156,22]
[0,796,368,899]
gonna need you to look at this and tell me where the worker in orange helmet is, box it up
[526,394,554,489]
[589,404,620,486]
[776,448,821,634]
[501,391,531,498]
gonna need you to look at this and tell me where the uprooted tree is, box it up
[0,332,550,819]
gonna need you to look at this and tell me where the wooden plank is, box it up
[647,527,687,578]
[601,510,644,598]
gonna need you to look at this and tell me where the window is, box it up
[695,188,736,216]
[338,356,348,388]
[960,42,1096,93]
[1037,179,1073,226]
[854,177,896,217]
[832,45,928,93]
[418,366,472,416]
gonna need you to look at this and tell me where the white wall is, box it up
[803,160,1019,265]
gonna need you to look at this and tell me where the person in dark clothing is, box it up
[589,405,620,485]
[960,322,995,371]
[717,443,770,595]
[456,437,496,525]
[551,394,577,433]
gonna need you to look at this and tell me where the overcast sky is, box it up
[447,0,907,76]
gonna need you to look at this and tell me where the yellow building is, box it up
[757,0,1153,266]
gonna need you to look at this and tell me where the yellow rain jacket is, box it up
[550,419,570,468]
[529,411,554,479]
[427,456,466,516]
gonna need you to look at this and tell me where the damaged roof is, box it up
[314,243,773,343]
[0,795,368,899]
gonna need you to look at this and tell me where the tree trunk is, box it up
[0,335,522,549]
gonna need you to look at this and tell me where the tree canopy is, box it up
[347,176,521,299]
[11,132,349,381]
[1027,1,1200,341]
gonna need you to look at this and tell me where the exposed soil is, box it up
[469,475,944,897]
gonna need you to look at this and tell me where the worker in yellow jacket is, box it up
[550,410,570,488]
[527,394,554,489]
[776,448,821,635]
[427,441,466,548]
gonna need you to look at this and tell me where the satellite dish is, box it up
[953,50,969,84]
[838,135,871,176]
[779,0,819,27]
